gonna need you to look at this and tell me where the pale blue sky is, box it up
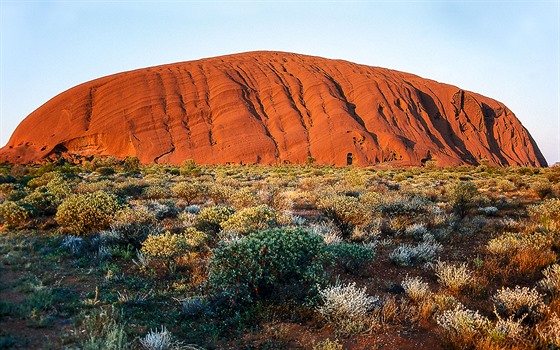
[1,1,559,164]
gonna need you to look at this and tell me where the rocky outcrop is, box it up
[0,51,547,167]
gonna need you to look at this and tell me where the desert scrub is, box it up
[486,231,556,273]
[433,261,473,295]
[486,314,527,347]
[179,159,201,176]
[23,190,59,215]
[326,242,375,273]
[486,231,553,255]
[208,227,326,304]
[539,264,560,297]
[257,186,293,211]
[316,281,378,335]
[536,313,560,349]
[110,206,158,245]
[45,172,72,199]
[95,166,115,176]
[317,194,370,237]
[363,192,436,235]
[493,286,547,321]
[0,201,35,227]
[312,339,343,350]
[80,307,129,350]
[208,183,235,204]
[496,179,516,192]
[228,187,259,210]
[55,191,122,234]
[362,192,430,217]
[478,206,498,216]
[113,179,145,198]
[140,231,189,270]
[530,179,553,199]
[310,222,343,245]
[171,181,206,205]
[447,181,478,218]
[220,204,279,235]
[122,156,141,172]
[196,205,235,233]
[0,183,27,201]
[389,241,442,267]
[528,198,560,231]
[139,326,181,350]
[183,227,208,250]
[401,275,432,304]
[142,200,179,220]
[26,171,60,188]
[142,185,172,199]
[74,179,114,194]
[405,223,429,240]
[436,304,490,349]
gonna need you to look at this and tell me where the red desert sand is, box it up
[0,51,547,167]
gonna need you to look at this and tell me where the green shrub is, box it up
[23,191,59,215]
[27,172,59,188]
[448,181,478,218]
[0,201,35,227]
[6,189,28,202]
[0,183,25,200]
[140,231,189,260]
[95,167,115,176]
[113,180,144,198]
[142,185,172,199]
[313,339,343,350]
[80,308,129,350]
[317,195,370,237]
[110,206,158,245]
[228,187,259,210]
[75,180,114,194]
[179,159,201,176]
[196,205,235,233]
[0,174,16,184]
[208,184,235,204]
[527,198,560,231]
[183,227,208,249]
[55,191,122,234]
[45,173,72,200]
[375,195,430,216]
[89,156,119,171]
[497,179,516,192]
[326,242,375,273]
[171,181,206,205]
[530,179,553,199]
[220,204,278,234]
[122,156,140,172]
[208,227,326,304]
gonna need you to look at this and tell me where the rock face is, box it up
[0,51,547,167]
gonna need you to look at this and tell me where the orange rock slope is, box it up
[0,51,547,167]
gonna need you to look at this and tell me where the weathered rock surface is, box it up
[0,51,547,167]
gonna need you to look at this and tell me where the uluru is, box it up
[0,51,547,167]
